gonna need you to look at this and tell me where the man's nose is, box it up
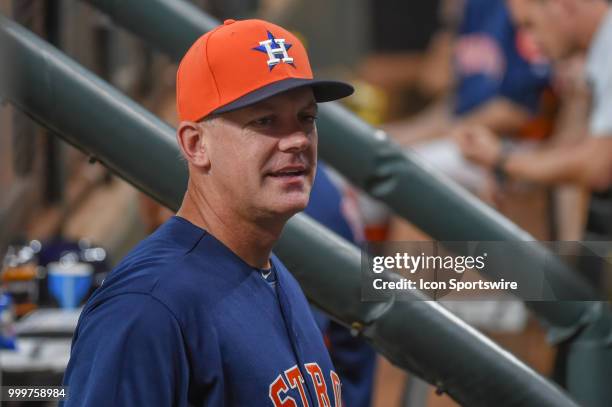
[278,130,312,153]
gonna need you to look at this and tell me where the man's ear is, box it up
[176,121,211,169]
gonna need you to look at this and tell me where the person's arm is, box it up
[384,97,530,145]
[455,126,612,190]
[61,294,189,407]
[503,137,612,190]
[460,98,531,134]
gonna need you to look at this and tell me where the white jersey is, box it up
[586,9,612,137]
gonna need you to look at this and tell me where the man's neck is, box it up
[176,183,282,269]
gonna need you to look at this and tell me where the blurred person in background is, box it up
[376,0,555,208]
[455,0,612,387]
[384,0,553,150]
[456,0,612,228]
[383,0,557,242]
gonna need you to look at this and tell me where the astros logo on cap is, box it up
[176,19,353,122]
[253,31,295,70]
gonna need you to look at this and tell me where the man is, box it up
[385,0,555,243]
[456,0,612,387]
[385,0,553,147]
[455,0,612,247]
[456,0,612,192]
[61,19,353,406]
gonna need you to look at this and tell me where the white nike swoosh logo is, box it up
[261,271,272,279]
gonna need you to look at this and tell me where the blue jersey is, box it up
[454,0,551,116]
[61,216,342,406]
[306,162,357,243]
[306,162,376,407]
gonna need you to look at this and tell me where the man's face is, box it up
[509,0,577,61]
[202,87,318,222]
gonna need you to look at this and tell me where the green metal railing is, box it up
[0,14,581,406]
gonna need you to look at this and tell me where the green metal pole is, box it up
[86,0,218,60]
[0,15,581,406]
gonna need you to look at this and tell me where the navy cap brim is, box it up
[211,78,354,115]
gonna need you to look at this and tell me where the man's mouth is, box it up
[270,169,307,177]
[268,166,308,178]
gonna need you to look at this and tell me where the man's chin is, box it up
[271,193,310,218]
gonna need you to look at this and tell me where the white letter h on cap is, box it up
[259,38,293,67]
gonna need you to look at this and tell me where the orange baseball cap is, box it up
[176,19,354,122]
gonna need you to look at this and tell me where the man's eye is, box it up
[252,117,274,126]
[301,114,318,124]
